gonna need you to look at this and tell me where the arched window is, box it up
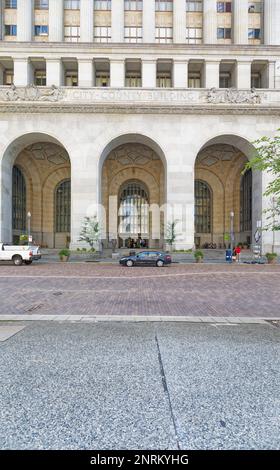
[119,181,149,235]
[240,169,252,232]
[195,180,212,234]
[55,179,71,233]
[12,166,26,231]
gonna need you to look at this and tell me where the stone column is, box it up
[173,0,186,43]
[166,166,195,250]
[235,60,251,89]
[142,60,157,88]
[13,58,32,86]
[80,0,94,42]
[264,0,280,46]
[17,0,33,42]
[111,0,124,43]
[233,0,248,45]
[173,61,188,88]
[78,59,94,87]
[110,60,125,87]
[0,64,4,85]
[48,0,64,42]
[46,58,64,86]
[204,60,220,88]
[265,61,276,89]
[275,61,280,89]
[142,0,155,43]
[203,0,217,44]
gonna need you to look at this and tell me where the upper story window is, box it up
[5,0,17,8]
[5,25,17,36]
[94,26,111,42]
[34,0,49,9]
[64,26,80,42]
[94,0,111,10]
[217,27,231,39]
[155,1,173,12]
[186,27,202,44]
[217,1,232,12]
[34,25,49,36]
[248,2,262,13]
[64,0,80,9]
[124,27,142,43]
[124,0,142,10]
[155,27,173,43]
[186,0,202,12]
[248,28,261,39]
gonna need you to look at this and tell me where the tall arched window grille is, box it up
[240,169,252,232]
[55,179,71,233]
[119,181,149,235]
[12,166,26,231]
[195,180,212,234]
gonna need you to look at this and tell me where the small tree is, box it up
[78,216,101,251]
[245,129,280,232]
[165,220,179,251]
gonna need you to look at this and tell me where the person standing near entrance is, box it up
[235,245,241,263]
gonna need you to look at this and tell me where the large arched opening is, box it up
[194,135,258,249]
[99,134,167,249]
[1,133,71,248]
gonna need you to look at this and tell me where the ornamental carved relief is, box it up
[207,87,261,105]
[108,144,160,166]
[197,145,240,167]
[25,143,69,165]
[0,85,64,102]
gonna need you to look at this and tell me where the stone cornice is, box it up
[0,102,280,116]
[0,41,280,59]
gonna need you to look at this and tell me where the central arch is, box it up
[99,134,167,249]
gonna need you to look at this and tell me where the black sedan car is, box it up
[119,251,172,267]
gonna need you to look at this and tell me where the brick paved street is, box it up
[0,263,279,318]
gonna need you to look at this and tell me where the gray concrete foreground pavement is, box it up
[0,322,279,450]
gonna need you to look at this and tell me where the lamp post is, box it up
[230,211,234,251]
[27,211,32,244]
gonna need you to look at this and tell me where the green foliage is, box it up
[194,250,204,259]
[78,216,100,250]
[20,234,28,241]
[165,220,179,251]
[59,249,70,258]
[265,252,277,261]
[244,129,280,231]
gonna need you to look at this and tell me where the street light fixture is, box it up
[230,211,234,251]
[27,211,32,244]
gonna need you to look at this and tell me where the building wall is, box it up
[0,110,280,253]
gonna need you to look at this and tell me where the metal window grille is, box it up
[119,181,149,235]
[240,169,252,232]
[12,166,26,231]
[55,180,71,233]
[195,180,212,234]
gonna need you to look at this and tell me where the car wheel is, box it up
[156,260,164,267]
[13,255,23,266]
[24,260,33,265]
[126,260,133,267]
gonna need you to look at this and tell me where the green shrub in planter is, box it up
[59,249,71,262]
[265,253,278,264]
[194,250,204,263]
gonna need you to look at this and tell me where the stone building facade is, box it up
[0,0,280,252]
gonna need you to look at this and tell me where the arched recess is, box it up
[99,134,167,249]
[0,132,71,246]
[194,134,259,248]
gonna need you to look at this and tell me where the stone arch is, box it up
[100,135,167,249]
[194,134,258,248]
[0,132,71,244]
